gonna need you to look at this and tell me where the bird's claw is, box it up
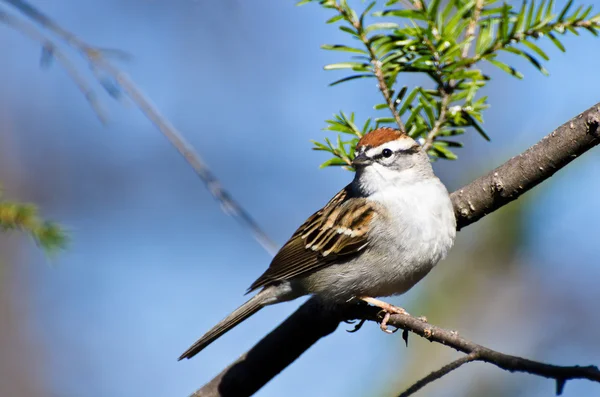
[346,318,367,333]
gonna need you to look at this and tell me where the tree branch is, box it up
[452,103,600,230]
[1,0,278,256]
[193,102,600,397]
[343,306,600,396]
[191,299,344,397]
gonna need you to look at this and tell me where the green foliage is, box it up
[312,111,375,168]
[0,187,67,255]
[301,0,600,165]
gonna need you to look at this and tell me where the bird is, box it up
[178,127,456,360]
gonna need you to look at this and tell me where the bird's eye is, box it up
[382,148,393,158]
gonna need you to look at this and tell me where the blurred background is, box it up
[1,1,600,396]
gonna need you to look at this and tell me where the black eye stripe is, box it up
[403,145,421,154]
[370,145,420,160]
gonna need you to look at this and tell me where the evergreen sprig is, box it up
[301,0,600,165]
[0,187,67,255]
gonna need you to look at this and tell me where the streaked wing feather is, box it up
[248,185,377,292]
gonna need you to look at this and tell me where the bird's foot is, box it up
[359,297,409,334]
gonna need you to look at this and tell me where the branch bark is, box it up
[193,102,600,397]
[191,299,344,397]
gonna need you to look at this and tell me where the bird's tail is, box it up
[178,291,267,360]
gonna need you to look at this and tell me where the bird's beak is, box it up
[352,152,372,167]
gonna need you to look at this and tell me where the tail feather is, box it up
[178,293,265,360]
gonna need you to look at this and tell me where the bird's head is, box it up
[352,128,433,194]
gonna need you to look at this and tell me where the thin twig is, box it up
[408,0,423,10]
[419,34,451,152]
[370,58,405,133]
[0,8,107,123]
[463,18,600,69]
[92,57,278,256]
[2,0,279,256]
[333,1,406,133]
[461,0,484,59]
[397,352,480,397]
[422,89,450,152]
[2,0,84,48]
[348,305,600,396]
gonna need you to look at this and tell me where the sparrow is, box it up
[179,127,456,360]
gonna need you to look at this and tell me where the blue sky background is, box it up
[1,1,600,396]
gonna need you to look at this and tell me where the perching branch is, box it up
[341,306,600,397]
[193,102,600,397]
[191,299,344,397]
[0,0,278,256]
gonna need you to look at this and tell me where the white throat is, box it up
[353,159,434,197]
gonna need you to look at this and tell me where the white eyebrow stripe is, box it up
[365,139,415,157]
[365,147,380,157]
[385,139,415,151]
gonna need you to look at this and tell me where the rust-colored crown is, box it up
[356,127,406,149]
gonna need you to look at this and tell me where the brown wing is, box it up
[247,185,377,292]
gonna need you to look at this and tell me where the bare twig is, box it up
[2,0,278,255]
[195,102,600,397]
[90,58,278,256]
[397,352,480,397]
[0,8,107,123]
